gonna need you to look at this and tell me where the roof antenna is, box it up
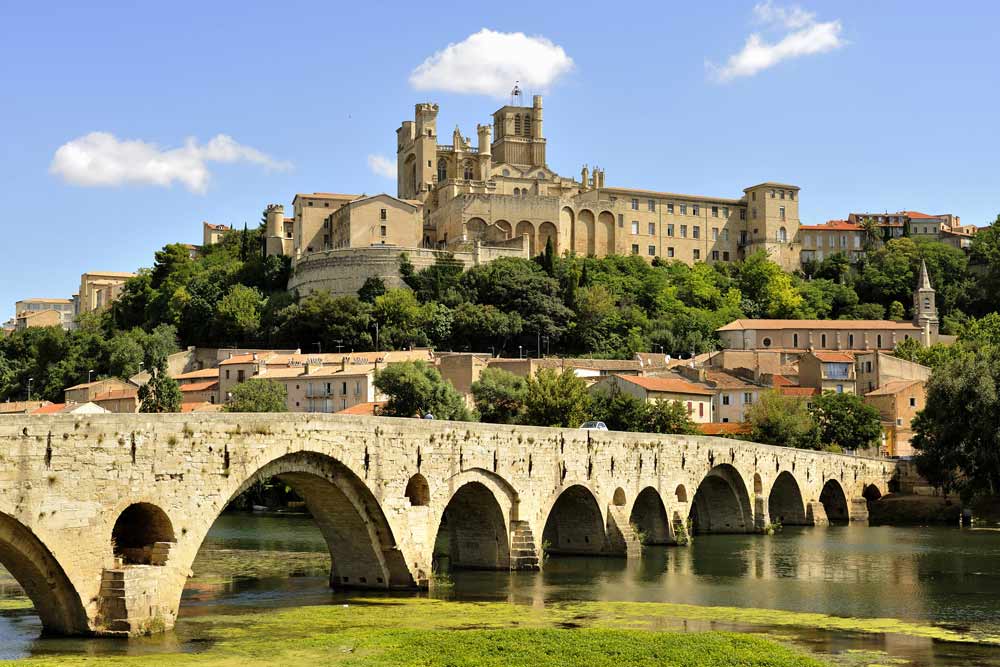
[510,81,522,106]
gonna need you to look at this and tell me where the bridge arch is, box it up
[404,473,430,506]
[111,502,175,565]
[820,478,850,525]
[542,482,606,556]
[629,487,671,544]
[0,512,89,635]
[862,483,883,513]
[432,480,510,571]
[767,471,807,526]
[689,464,753,533]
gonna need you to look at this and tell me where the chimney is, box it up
[341,357,348,372]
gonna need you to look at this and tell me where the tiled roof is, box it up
[614,374,714,396]
[293,192,360,201]
[770,375,795,387]
[718,319,920,332]
[811,351,855,362]
[92,389,137,401]
[778,387,820,397]
[181,401,224,413]
[174,368,220,381]
[179,380,219,392]
[865,379,923,396]
[533,357,642,372]
[703,369,758,389]
[699,422,751,436]
[31,403,68,414]
[800,220,859,231]
[336,401,386,416]
[903,211,939,219]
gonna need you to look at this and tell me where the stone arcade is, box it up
[0,414,891,636]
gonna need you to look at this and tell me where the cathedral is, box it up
[272,95,804,296]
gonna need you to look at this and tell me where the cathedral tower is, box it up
[913,259,939,344]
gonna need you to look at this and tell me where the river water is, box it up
[2,513,1000,665]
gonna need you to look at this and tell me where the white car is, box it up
[580,421,608,431]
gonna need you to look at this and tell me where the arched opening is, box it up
[466,217,487,241]
[629,487,670,544]
[596,211,615,255]
[513,187,520,197]
[753,473,763,496]
[542,485,605,556]
[436,158,447,183]
[405,474,430,506]
[463,161,474,181]
[515,220,535,255]
[767,472,808,525]
[495,219,512,239]
[675,484,688,503]
[538,221,558,254]
[0,512,90,635]
[514,114,522,135]
[862,484,882,513]
[688,464,753,534]
[778,227,787,243]
[523,114,532,137]
[575,209,595,255]
[820,479,850,525]
[112,503,175,565]
[432,482,509,571]
[612,488,626,506]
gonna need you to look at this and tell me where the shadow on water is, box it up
[4,514,1000,665]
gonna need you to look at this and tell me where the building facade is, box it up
[78,272,135,315]
[14,298,75,330]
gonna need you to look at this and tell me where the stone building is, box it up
[78,271,135,315]
[590,374,714,423]
[864,379,926,457]
[14,298,76,330]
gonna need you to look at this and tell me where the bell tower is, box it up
[491,91,546,168]
[913,260,939,344]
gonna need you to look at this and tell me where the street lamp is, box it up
[88,369,94,383]
[27,378,33,402]
[518,345,523,359]
[314,342,322,354]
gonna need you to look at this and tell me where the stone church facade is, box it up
[279,95,803,296]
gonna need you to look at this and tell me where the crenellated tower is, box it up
[491,95,547,168]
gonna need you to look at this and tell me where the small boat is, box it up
[251,504,268,513]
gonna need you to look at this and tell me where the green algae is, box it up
[187,549,329,585]
[0,598,31,611]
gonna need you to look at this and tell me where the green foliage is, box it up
[138,365,181,413]
[214,284,265,344]
[374,361,470,421]
[521,368,592,428]
[275,290,373,351]
[747,391,820,450]
[644,398,702,435]
[226,378,288,413]
[591,385,699,434]
[470,367,527,424]
[809,392,882,452]
[888,300,906,321]
[912,345,1000,498]
[358,276,387,303]
[852,302,886,320]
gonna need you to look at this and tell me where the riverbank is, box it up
[868,494,962,525]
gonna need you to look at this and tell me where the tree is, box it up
[226,378,288,412]
[138,365,181,413]
[736,251,804,318]
[521,368,592,428]
[912,346,1000,498]
[809,392,881,452]
[214,284,265,343]
[592,385,648,432]
[275,291,373,351]
[888,300,906,321]
[643,399,700,435]
[471,367,527,424]
[853,302,886,320]
[859,216,882,253]
[747,391,820,450]
[374,361,470,420]
[358,276,387,304]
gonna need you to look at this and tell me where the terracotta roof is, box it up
[179,380,219,392]
[63,378,132,391]
[174,368,220,381]
[778,387,820,397]
[613,374,714,396]
[799,220,860,231]
[811,351,855,362]
[219,353,267,366]
[702,370,758,389]
[699,422,751,436]
[204,222,231,230]
[718,319,920,332]
[771,375,795,387]
[181,401,224,413]
[865,379,923,397]
[903,211,940,219]
[335,401,385,416]
[31,403,68,414]
[92,389,137,401]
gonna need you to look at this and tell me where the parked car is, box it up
[579,421,608,430]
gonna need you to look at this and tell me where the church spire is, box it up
[918,259,932,290]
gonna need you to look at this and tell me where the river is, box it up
[2,513,1000,665]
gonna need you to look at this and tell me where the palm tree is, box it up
[859,217,882,253]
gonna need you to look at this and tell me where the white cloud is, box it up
[367,154,396,179]
[409,28,574,98]
[709,3,845,83]
[49,132,290,194]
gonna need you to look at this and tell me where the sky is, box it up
[2,1,999,320]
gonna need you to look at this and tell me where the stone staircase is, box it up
[509,520,540,570]
[606,506,642,558]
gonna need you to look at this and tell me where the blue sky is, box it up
[3,1,999,320]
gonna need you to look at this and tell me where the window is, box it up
[514,114,521,135]
[631,221,639,234]
[693,249,700,260]
[896,418,903,426]
[618,213,623,226]
[680,204,688,215]
[380,225,387,237]
[225,370,230,379]
[699,403,704,418]
[722,394,730,406]
[752,207,757,219]
[648,199,656,212]
[523,114,531,136]
[722,229,730,241]
[793,333,799,347]
[790,191,795,200]
[779,206,786,221]
[711,250,719,260]
[762,337,772,347]
[680,224,687,238]
[631,198,639,210]
[667,203,674,214]
[667,247,675,258]
[380,208,387,220]
[712,206,719,217]
[752,192,757,201]
[723,251,730,261]
[687,402,693,414]
[631,243,639,254]
[740,209,746,221]
[237,370,245,383]
[769,189,775,198]
[341,381,348,395]
[514,187,520,196]
[743,392,753,404]
[848,334,854,347]
[778,227,787,242]
[836,384,844,394]
[648,245,656,256]
[877,334,883,348]
[865,361,872,372]
[909,397,916,407]
[692,205,700,216]
[692,225,700,239]
[463,161,474,180]
[780,190,786,200]
[667,223,674,236]
[821,334,827,347]
[648,222,655,235]
[308,201,313,206]
[437,159,447,182]
[723,206,730,218]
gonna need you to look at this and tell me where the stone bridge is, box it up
[0,414,893,636]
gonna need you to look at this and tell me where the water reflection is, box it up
[3,514,1000,665]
